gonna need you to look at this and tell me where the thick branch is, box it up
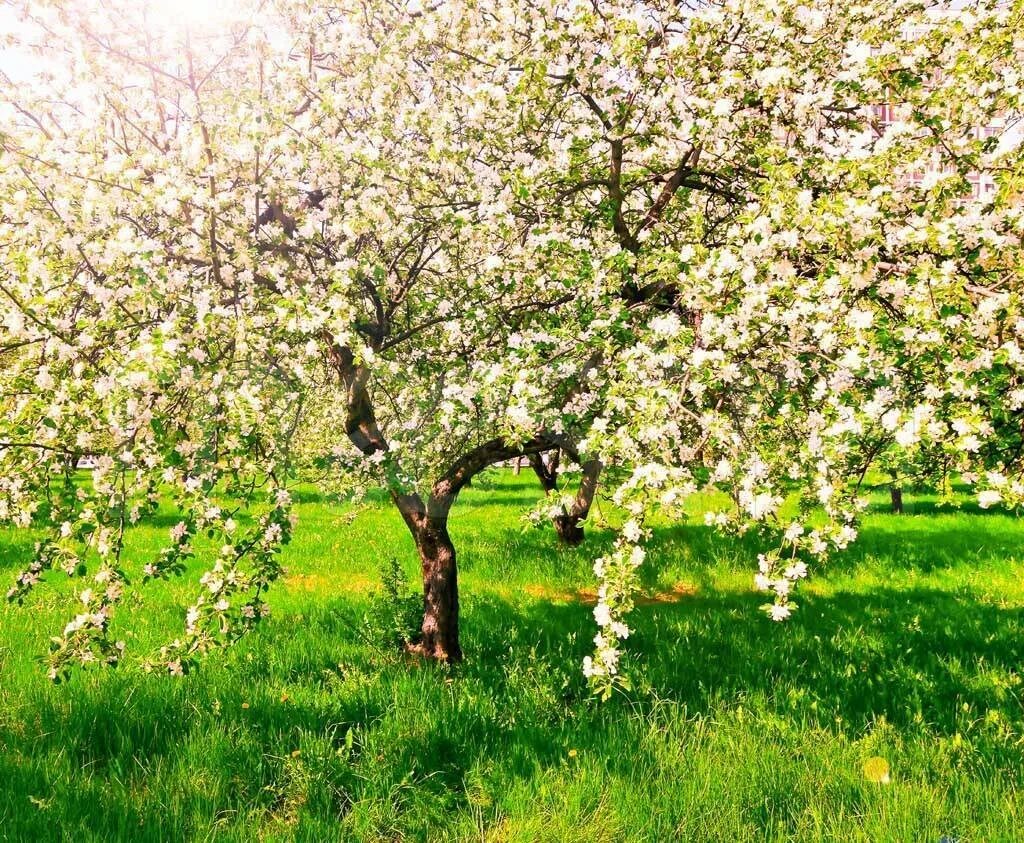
[322,333,430,531]
[529,449,560,492]
[608,137,638,253]
[429,435,557,518]
[635,145,702,238]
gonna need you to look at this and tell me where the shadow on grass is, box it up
[4,573,1023,840]
[462,584,1024,731]
[0,532,38,572]
[449,490,548,511]
[454,491,1024,595]
[862,498,1018,517]
[13,576,1024,760]
[626,514,1024,583]
[3,507,1024,839]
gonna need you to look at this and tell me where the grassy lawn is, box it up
[1,470,1023,841]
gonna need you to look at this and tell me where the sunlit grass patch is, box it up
[1,470,1022,840]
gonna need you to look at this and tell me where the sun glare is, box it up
[140,0,244,37]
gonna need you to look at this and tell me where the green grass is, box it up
[1,471,1023,841]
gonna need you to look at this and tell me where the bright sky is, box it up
[0,1,256,84]
[0,5,36,82]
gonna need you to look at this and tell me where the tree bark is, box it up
[409,513,461,662]
[327,337,463,661]
[399,436,555,662]
[529,450,560,492]
[532,449,600,546]
[320,270,603,662]
[890,485,903,514]
[553,512,585,545]
[552,458,601,547]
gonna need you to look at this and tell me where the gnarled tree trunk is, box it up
[329,331,585,661]
[330,341,464,662]
[410,513,461,662]
[395,437,556,662]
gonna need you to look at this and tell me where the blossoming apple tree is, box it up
[1,0,612,671]
[1,0,1022,692]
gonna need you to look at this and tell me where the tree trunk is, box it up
[553,458,601,547]
[553,513,586,545]
[890,485,903,514]
[529,450,559,492]
[410,514,462,662]
[329,334,557,665]
[391,437,559,664]
[532,451,600,546]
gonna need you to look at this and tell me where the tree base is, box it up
[405,639,462,663]
[554,515,585,546]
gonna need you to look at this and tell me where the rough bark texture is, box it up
[405,437,553,660]
[409,514,461,662]
[890,485,904,514]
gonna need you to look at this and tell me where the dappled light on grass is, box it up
[1,471,1023,839]
[863,756,891,784]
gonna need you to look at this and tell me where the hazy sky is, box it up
[0,5,36,82]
